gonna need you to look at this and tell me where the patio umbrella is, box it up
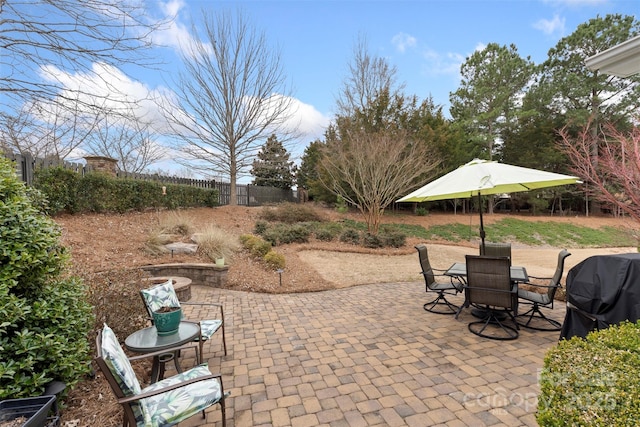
[397,158,581,250]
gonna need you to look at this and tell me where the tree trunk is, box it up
[229,169,237,206]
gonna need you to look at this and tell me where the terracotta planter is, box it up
[152,307,182,336]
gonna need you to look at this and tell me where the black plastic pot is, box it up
[0,395,56,426]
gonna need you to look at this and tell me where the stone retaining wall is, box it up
[142,263,228,288]
[141,276,193,301]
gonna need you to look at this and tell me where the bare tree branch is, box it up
[162,9,296,204]
[1,0,169,119]
[559,121,640,224]
[84,109,166,173]
[0,96,102,159]
[321,129,439,234]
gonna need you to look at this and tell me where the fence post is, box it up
[22,152,34,185]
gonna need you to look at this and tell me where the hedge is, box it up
[34,167,218,215]
[538,320,640,426]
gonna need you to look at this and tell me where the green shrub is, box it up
[0,157,94,399]
[251,239,272,258]
[240,234,272,258]
[258,223,311,246]
[313,222,343,241]
[277,224,311,244]
[381,231,407,248]
[538,321,640,426]
[415,207,428,216]
[335,196,349,214]
[263,251,286,270]
[259,202,325,223]
[254,220,269,235]
[339,229,361,245]
[362,233,384,248]
[239,234,260,246]
[33,167,79,214]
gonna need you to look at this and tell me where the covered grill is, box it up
[560,253,640,340]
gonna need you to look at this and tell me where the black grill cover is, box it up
[560,253,640,340]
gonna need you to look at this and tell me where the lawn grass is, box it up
[374,218,637,248]
[315,214,638,248]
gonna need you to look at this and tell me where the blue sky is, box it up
[12,0,639,177]
[142,0,637,144]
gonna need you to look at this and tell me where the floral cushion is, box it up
[100,324,141,396]
[100,324,145,422]
[197,319,223,340]
[141,279,181,313]
[139,364,224,427]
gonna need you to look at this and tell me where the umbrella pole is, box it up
[478,192,486,253]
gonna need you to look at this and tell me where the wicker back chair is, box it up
[480,242,512,259]
[415,244,463,314]
[464,255,519,340]
[517,249,571,331]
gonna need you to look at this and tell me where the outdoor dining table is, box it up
[445,262,528,318]
[445,262,529,283]
[124,321,200,383]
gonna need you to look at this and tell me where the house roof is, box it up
[585,35,640,77]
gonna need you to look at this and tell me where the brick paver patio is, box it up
[178,281,565,427]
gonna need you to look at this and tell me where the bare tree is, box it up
[335,36,401,119]
[0,97,101,159]
[559,121,640,224]
[321,129,439,234]
[84,110,166,173]
[322,39,441,234]
[163,9,296,205]
[0,0,166,118]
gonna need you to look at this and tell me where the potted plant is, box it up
[152,305,182,336]
[214,255,225,267]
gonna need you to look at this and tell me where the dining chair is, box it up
[95,324,227,427]
[140,278,227,361]
[415,244,463,314]
[517,249,571,331]
[464,255,519,340]
[480,242,512,259]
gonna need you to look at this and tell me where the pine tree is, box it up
[251,134,297,190]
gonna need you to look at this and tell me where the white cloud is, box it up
[37,60,330,167]
[153,0,213,57]
[533,14,566,36]
[288,98,331,141]
[474,42,487,53]
[37,62,173,135]
[392,32,417,53]
[420,47,464,77]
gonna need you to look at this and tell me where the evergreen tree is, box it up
[449,43,534,161]
[251,134,297,190]
[297,140,334,202]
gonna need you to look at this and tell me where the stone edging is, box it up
[141,276,193,301]
[142,263,228,288]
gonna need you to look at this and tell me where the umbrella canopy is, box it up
[397,158,581,202]
[397,158,581,248]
